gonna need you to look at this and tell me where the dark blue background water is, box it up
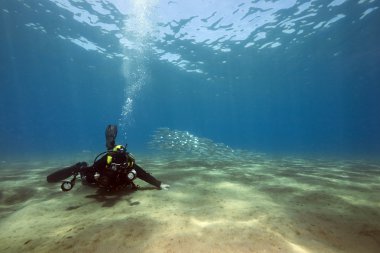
[1,0,379,160]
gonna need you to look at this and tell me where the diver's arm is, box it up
[133,164,162,188]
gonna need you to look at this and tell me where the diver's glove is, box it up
[160,183,170,190]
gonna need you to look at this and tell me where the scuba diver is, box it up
[47,125,170,192]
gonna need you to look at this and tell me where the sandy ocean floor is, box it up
[0,153,380,253]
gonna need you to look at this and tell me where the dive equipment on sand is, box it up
[46,124,163,192]
[127,169,137,180]
[47,149,138,192]
[47,162,87,183]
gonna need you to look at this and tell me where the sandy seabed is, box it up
[0,154,380,253]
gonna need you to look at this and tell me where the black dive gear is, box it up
[46,162,88,183]
[46,124,162,192]
[61,175,77,191]
[46,150,161,191]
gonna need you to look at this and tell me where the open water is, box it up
[0,1,380,252]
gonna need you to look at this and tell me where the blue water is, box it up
[1,0,380,159]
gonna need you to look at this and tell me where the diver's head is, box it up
[109,144,127,163]
[113,144,126,154]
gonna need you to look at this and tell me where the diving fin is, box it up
[105,124,118,150]
[46,162,87,183]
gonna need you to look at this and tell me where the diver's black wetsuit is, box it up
[84,153,162,189]
[47,125,164,191]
